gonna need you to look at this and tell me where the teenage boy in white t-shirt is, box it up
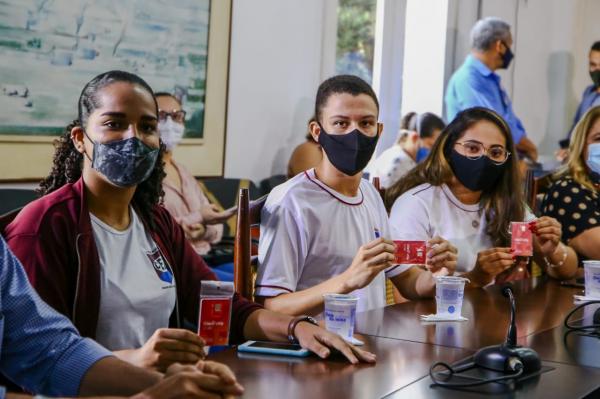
[255,75,458,316]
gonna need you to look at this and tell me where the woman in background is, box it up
[542,106,600,265]
[156,92,235,281]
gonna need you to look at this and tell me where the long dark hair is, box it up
[385,107,524,247]
[38,70,166,227]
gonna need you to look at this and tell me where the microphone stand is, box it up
[473,285,541,374]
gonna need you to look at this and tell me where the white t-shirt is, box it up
[367,145,416,189]
[92,208,177,350]
[389,183,534,273]
[256,168,411,313]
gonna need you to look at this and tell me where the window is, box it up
[335,0,377,84]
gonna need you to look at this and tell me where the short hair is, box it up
[400,112,446,139]
[591,41,600,53]
[154,91,182,106]
[400,112,417,130]
[470,17,511,52]
[314,75,379,123]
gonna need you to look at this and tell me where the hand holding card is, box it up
[511,222,533,257]
[394,240,427,264]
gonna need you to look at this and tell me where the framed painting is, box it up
[0,0,230,180]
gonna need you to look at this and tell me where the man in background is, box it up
[445,17,538,162]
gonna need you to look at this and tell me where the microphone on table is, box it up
[473,284,541,374]
[430,283,541,388]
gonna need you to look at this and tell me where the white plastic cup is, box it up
[323,293,359,341]
[435,276,468,318]
[583,261,600,298]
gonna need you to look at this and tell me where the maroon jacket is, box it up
[4,178,260,342]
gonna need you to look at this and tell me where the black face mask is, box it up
[448,149,506,192]
[500,42,514,69]
[85,133,159,187]
[590,70,600,89]
[318,123,379,176]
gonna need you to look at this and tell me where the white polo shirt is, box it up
[389,183,534,273]
[366,145,416,189]
[256,168,410,313]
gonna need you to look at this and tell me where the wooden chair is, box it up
[372,176,386,200]
[233,188,267,300]
[524,168,554,216]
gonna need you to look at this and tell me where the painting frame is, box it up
[0,0,231,181]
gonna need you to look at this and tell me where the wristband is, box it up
[287,315,318,344]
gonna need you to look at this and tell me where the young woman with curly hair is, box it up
[4,70,375,373]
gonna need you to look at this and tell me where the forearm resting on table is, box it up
[78,356,162,397]
[258,273,350,316]
[390,267,435,300]
[242,309,293,342]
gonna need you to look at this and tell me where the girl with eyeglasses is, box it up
[385,107,577,286]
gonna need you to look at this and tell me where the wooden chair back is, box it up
[233,188,267,299]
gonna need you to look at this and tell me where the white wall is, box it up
[400,0,449,117]
[224,0,336,183]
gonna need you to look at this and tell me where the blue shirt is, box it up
[0,236,112,397]
[445,55,526,144]
[562,85,600,146]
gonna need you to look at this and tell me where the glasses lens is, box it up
[488,147,508,163]
[460,141,484,159]
[173,110,186,123]
[158,110,168,121]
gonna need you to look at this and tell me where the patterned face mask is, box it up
[85,132,159,187]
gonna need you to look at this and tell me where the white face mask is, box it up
[158,117,185,150]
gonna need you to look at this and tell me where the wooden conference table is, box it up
[208,277,600,398]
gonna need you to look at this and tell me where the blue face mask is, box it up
[586,143,600,175]
[500,41,514,69]
[416,147,430,163]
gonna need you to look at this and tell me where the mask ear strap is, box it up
[81,129,94,163]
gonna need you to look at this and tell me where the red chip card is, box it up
[394,240,427,264]
[511,222,533,257]
[198,297,232,346]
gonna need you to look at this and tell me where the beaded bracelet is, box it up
[544,243,568,268]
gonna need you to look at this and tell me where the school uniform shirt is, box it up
[91,208,177,350]
[366,145,417,189]
[389,183,535,273]
[255,168,411,313]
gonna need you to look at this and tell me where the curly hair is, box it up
[38,70,166,228]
